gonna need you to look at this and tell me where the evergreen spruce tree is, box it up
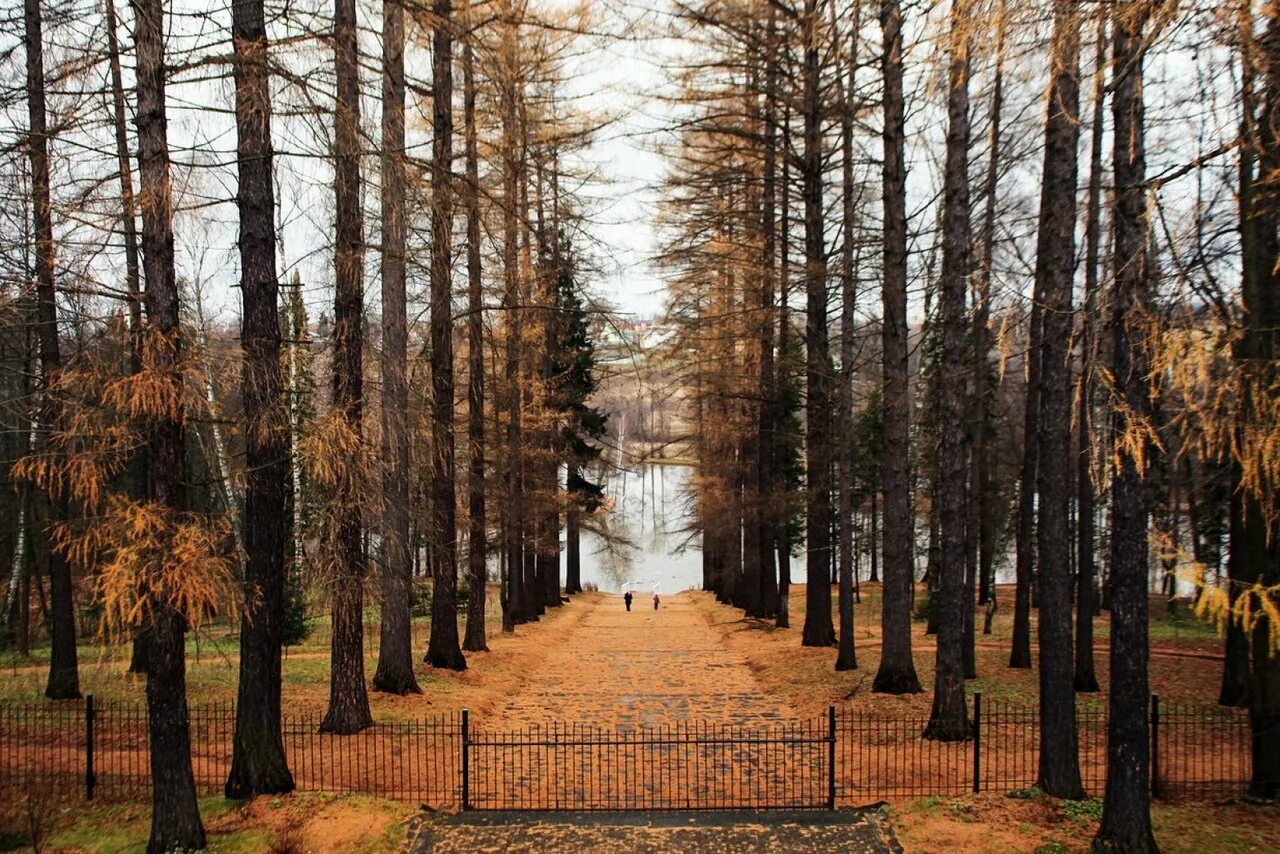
[551,237,606,594]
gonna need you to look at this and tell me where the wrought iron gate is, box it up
[461,708,836,811]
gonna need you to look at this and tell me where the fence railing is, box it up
[0,698,463,806]
[0,694,1253,811]
[463,708,835,810]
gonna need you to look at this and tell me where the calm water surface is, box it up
[562,463,810,594]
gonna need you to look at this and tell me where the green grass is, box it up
[15,793,414,853]
[1060,797,1104,824]
[34,798,257,854]
[1153,803,1280,854]
[0,601,509,699]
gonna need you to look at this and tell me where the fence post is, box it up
[461,708,470,811]
[972,692,981,794]
[827,705,837,810]
[1150,694,1160,800]
[84,694,95,801]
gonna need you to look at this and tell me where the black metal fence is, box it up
[463,710,835,810]
[0,694,1253,812]
[0,698,463,806]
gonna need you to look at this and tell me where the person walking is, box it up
[624,591,633,612]
[653,592,660,611]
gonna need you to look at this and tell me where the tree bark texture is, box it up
[132,0,205,845]
[321,0,374,734]
[1033,1,1085,799]
[872,0,921,694]
[374,0,421,695]
[226,0,297,796]
[25,0,80,702]
[1095,2,1158,844]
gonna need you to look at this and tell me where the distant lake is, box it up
[558,463,1205,598]
[562,463,809,594]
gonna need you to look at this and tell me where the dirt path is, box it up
[487,592,797,729]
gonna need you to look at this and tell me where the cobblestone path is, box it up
[487,592,797,729]
[409,809,901,853]
[467,592,825,811]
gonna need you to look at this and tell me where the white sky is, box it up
[0,0,1242,335]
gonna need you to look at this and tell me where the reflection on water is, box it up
[559,464,1191,597]
[562,463,809,594]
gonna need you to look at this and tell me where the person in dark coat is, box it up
[624,591,633,612]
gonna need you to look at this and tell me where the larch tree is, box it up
[925,0,974,742]
[462,32,489,653]
[426,0,467,670]
[800,0,836,650]
[834,0,861,673]
[776,98,800,631]
[1219,0,1262,711]
[499,0,525,632]
[971,0,1001,607]
[106,0,150,677]
[964,0,1009,670]
[1240,0,1280,799]
[24,0,79,702]
[756,4,781,622]
[1094,0,1159,845]
[374,0,421,695]
[226,0,296,797]
[872,0,921,695]
[1074,12,1106,695]
[132,0,205,845]
[1032,0,1085,799]
[320,0,374,734]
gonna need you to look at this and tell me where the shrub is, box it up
[280,570,312,647]
[913,592,933,623]
[411,579,432,618]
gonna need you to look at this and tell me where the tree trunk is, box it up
[834,1,860,672]
[373,0,421,694]
[106,0,142,363]
[872,0,921,694]
[25,0,79,702]
[1033,0,1085,799]
[425,0,466,670]
[132,0,204,845]
[776,102,792,631]
[870,490,879,583]
[534,158,562,613]
[757,6,780,620]
[226,0,297,797]
[1220,484,1252,705]
[925,490,940,635]
[801,0,835,649]
[968,0,1004,650]
[1220,0,1264,712]
[1094,1,1158,844]
[462,37,489,652]
[106,0,151,677]
[1011,50,1049,664]
[500,5,523,633]
[1243,0,1280,800]
[516,106,542,623]
[1075,14,1106,695]
[925,0,972,739]
[1010,304,1040,670]
[565,465,581,595]
[321,0,373,734]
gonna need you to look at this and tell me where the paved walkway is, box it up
[409,809,901,853]
[467,593,824,812]
[487,592,796,730]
